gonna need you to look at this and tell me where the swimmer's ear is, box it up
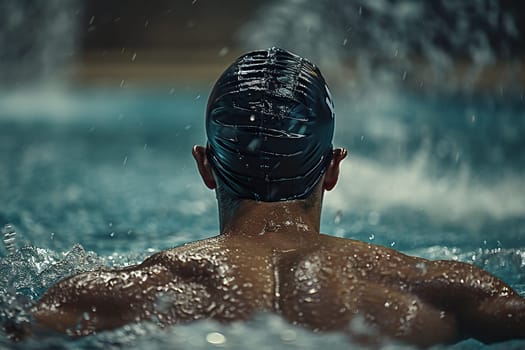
[192,145,216,190]
[323,148,347,191]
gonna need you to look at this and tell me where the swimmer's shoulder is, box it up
[319,233,423,263]
[141,235,227,267]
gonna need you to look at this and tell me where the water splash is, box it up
[0,243,110,341]
[0,244,104,300]
[327,152,525,228]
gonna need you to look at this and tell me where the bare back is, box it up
[34,233,525,346]
[142,234,462,346]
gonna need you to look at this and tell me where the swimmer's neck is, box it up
[219,200,321,237]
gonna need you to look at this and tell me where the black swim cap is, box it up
[206,47,335,202]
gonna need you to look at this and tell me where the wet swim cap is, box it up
[206,47,335,202]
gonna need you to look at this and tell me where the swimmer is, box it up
[18,48,525,347]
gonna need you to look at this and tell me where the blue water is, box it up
[0,87,524,349]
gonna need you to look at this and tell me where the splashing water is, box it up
[0,243,137,343]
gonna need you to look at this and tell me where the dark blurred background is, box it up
[76,0,266,84]
[81,1,525,55]
[78,0,525,88]
[1,0,524,89]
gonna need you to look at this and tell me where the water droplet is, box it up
[342,38,348,46]
[249,114,256,122]
[334,210,343,224]
[122,156,128,166]
[2,224,17,254]
[402,70,408,80]
[218,47,229,56]
[131,52,137,62]
[471,115,476,123]
[120,79,125,88]
[368,233,375,241]
[206,332,226,344]
[280,329,297,342]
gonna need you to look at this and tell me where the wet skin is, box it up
[34,232,525,347]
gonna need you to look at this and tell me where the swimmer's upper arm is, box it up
[408,259,525,343]
[33,262,176,335]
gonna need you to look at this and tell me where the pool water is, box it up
[0,86,524,349]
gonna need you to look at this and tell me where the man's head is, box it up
[193,48,346,210]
